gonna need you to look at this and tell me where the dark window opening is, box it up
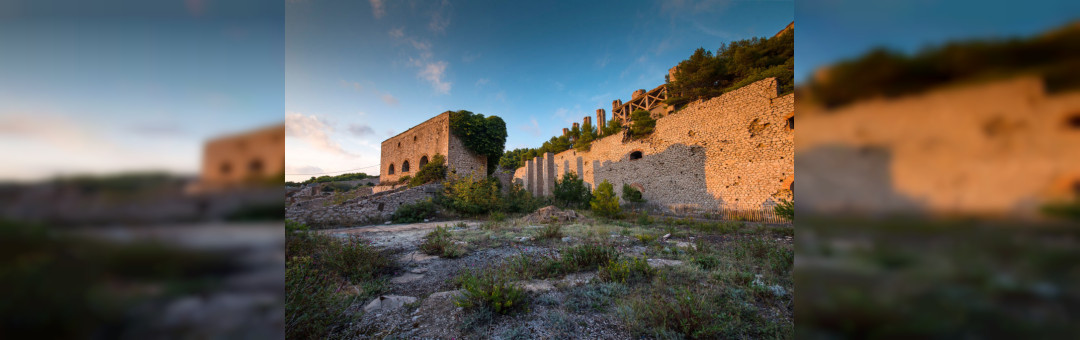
[402,160,410,172]
[248,159,264,175]
[378,203,385,211]
[388,164,395,175]
[1067,115,1080,129]
[786,116,794,130]
[220,162,232,175]
[1073,181,1080,195]
[419,156,429,168]
[629,151,643,160]
[398,142,401,147]
[414,136,418,142]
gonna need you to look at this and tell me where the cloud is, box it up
[554,81,565,91]
[462,51,481,63]
[127,124,187,137]
[340,79,363,92]
[388,27,404,39]
[429,0,452,34]
[418,61,451,94]
[285,112,354,156]
[0,113,116,152]
[520,117,542,137]
[597,54,610,68]
[285,165,325,175]
[381,94,399,106]
[475,78,489,87]
[369,0,386,19]
[347,124,375,137]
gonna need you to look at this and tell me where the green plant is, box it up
[774,198,794,221]
[590,180,620,218]
[694,255,720,271]
[540,224,563,239]
[454,268,528,314]
[666,27,793,109]
[553,172,593,209]
[449,110,508,175]
[629,109,656,139]
[501,181,541,213]
[565,282,628,312]
[598,257,655,284]
[561,243,620,271]
[398,175,412,185]
[286,256,354,340]
[391,199,437,223]
[635,213,654,225]
[1040,199,1080,221]
[635,233,657,244]
[420,225,465,258]
[409,154,448,187]
[440,174,501,216]
[622,183,646,203]
[489,211,507,222]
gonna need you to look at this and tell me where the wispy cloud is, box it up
[340,79,363,92]
[0,113,115,152]
[417,61,451,94]
[475,78,489,87]
[340,79,398,106]
[429,0,452,34]
[285,165,325,175]
[388,27,404,39]
[390,30,452,95]
[520,117,542,137]
[347,123,375,137]
[369,0,386,19]
[381,93,399,106]
[285,112,354,156]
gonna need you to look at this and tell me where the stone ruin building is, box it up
[379,111,488,184]
[191,123,285,193]
[514,77,795,214]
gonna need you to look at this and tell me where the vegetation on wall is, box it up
[629,109,656,139]
[806,23,1080,108]
[408,154,448,187]
[665,27,794,109]
[291,172,373,186]
[499,117,625,171]
[621,184,646,204]
[448,110,508,175]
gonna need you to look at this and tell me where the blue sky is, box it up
[284,0,793,181]
[796,0,1080,83]
[0,0,283,181]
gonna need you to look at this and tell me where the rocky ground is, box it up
[308,207,794,339]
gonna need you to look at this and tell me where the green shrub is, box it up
[635,233,657,244]
[598,257,655,284]
[454,268,528,315]
[391,199,437,223]
[398,175,412,185]
[561,243,620,271]
[774,198,794,221]
[286,256,354,340]
[694,255,721,271]
[553,172,592,209]
[636,213,654,225]
[440,174,501,216]
[1041,199,1080,221]
[320,234,394,282]
[419,225,465,258]
[621,184,646,203]
[629,109,656,139]
[502,181,541,214]
[540,224,563,239]
[449,110,508,175]
[590,180,620,218]
[409,154,448,187]
[565,282,628,313]
[489,211,507,222]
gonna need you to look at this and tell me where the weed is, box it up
[694,255,720,271]
[598,257,656,284]
[454,268,528,314]
[489,211,507,222]
[561,243,620,271]
[419,225,466,258]
[391,199,437,223]
[636,213,654,225]
[286,256,354,340]
[540,224,564,239]
[565,282,629,312]
[635,233,657,244]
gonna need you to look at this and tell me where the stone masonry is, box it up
[286,183,440,227]
[514,77,794,212]
[380,111,487,184]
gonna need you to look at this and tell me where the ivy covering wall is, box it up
[448,110,507,175]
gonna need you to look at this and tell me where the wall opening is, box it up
[248,159,264,175]
[786,116,794,130]
[414,136,418,142]
[419,156,429,168]
[629,151,643,160]
[398,142,401,147]
[388,164,395,175]
[220,162,232,176]
[1067,114,1080,129]
[402,160,410,172]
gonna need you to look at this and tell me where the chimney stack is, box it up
[597,109,606,131]
[583,116,592,129]
[562,128,569,136]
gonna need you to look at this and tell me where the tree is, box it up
[553,172,592,209]
[449,110,508,175]
[630,109,656,139]
[575,120,597,151]
[600,118,623,137]
[590,180,620,218]
[621,183,646,203]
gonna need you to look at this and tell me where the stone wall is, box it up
[196,123,285,192]
[286,183,440,227]
[515,77,794,212]
[798,76,1080,217]
[379,111,487,184]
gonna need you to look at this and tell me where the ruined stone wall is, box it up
[286,183,440,227]
[515,77,794,211]
[198,124,285,192]
[798,76,1080,217]
[380,113,451,184]
[380,111,488,184]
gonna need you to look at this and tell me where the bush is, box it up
[391,199,437,223]
[398,175,412,185]
[320,234,394,282]
[449,110,508,175]
[440,174,501,216]
[553,172,592,209]
[540,224,563,239]
[409,154,448,187]
[635,234,656,244]
[629,109,656,139]
[694,255,720,271]
[774,198,794,221]
[286,256,353,340]
[636,213,654,225]
[590,180,620,218]
[597,257,655,284]
[621,184,646,203]
[502,181,541,214]
[454,268,528,315]
[419,225,465,258]
[561,243,620,271]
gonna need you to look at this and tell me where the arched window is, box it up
[419,156,429,168]
[629,151,643,160]
[1067,114,1080,129]
[248,159,264,175]
[220,162,232,175]
[402,160,410,172]
[388,164,395,175]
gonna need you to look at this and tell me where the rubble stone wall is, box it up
[286,183,440,227]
